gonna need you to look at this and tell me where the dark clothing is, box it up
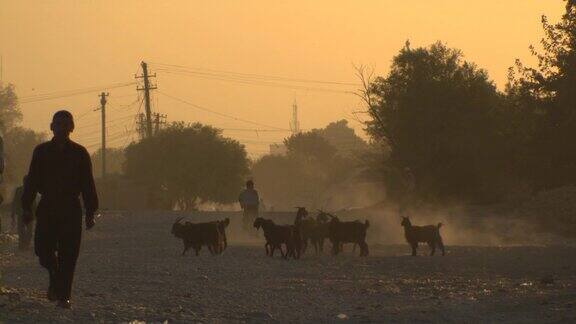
[239,188,259,231]
[35,215,81,300]
[22,139,98,215]
[242,205,259,231]
[22,138,98,301]
[238,188,259,208]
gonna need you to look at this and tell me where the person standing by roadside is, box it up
[11,176,36,250]
[22,110,98,309]
[239,180,259,232]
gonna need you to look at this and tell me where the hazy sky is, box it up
[0,1,564,157]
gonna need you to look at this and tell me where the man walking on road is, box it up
[22,110,98,309]
[239,180,259,231]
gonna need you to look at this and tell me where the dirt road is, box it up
[1,211,575,323]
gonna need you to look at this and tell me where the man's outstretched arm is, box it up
[80,148,98,229]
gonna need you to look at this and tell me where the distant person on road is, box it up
[22,110,99,309]
[239,180,259,231]
[11,175,36,250]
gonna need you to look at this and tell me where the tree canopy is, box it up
[252,120,369,210]
[0,83,45,187]
[508,4,576,188]
[0,84,22,134]
[91,148,126,179]
[364,42,506,203]
[123,122,249,210]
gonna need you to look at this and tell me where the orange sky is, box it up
[0,1,564,157]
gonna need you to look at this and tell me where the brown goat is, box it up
[212,218,230,251]
[401,217,445,256]
[254,217,301,259]
[306,210,331,255]
[171,218,223,256]
[294,207,314,255]
[328,215,370,257]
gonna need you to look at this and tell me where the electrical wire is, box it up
[150,62,360,86]
[156,90,289,131]
[20,82,137,104]
[155,69,354,94]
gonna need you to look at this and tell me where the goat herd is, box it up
[171,207,446,259]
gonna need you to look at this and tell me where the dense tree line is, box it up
[251,120,373,210]
[0,84,45,189]
[363,3,576,205]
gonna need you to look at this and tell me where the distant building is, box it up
[269,143,287,156]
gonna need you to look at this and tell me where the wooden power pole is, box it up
[99,92,109,179]
[153,113,167,135]
[136,61,156,138]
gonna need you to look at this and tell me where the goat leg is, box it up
[428,242,436,256]
[437,238,445,256]
[358,241,369,257]
[332,242,339,256]
[182,242,191,256]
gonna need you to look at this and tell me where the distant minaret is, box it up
[290,99,300,135]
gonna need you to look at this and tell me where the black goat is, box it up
[254,217,301,259]
[171,217,223,256]
[401,216,445,256]
[328,215,370,257]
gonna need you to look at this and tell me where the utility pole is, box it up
[136,61,156,138]
[290,99,300,135]
[99,92,109,179]
[136,113,147,139]
[152,113,167,135]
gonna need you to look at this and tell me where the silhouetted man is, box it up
[11,175,36,250]
[239,180,259,231]
[22,110,98,309]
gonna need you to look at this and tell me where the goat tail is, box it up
[437,222,443,229]
[365,220,370,228]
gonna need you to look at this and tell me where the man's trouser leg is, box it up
[35,216,82,300]
[35,218,58,295]
[243,208,258,233]
[56,223,82,300]
[242,209,250,231]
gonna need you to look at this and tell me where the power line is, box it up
[123,98,144,146]
[84,128,137,148]
[20,82,136,104]
[220,128,291,132]
[155,69,354,94]
[75,114,139,137]
[150,62,360,86]
[156,90,289,131]
[107,96,141,110]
